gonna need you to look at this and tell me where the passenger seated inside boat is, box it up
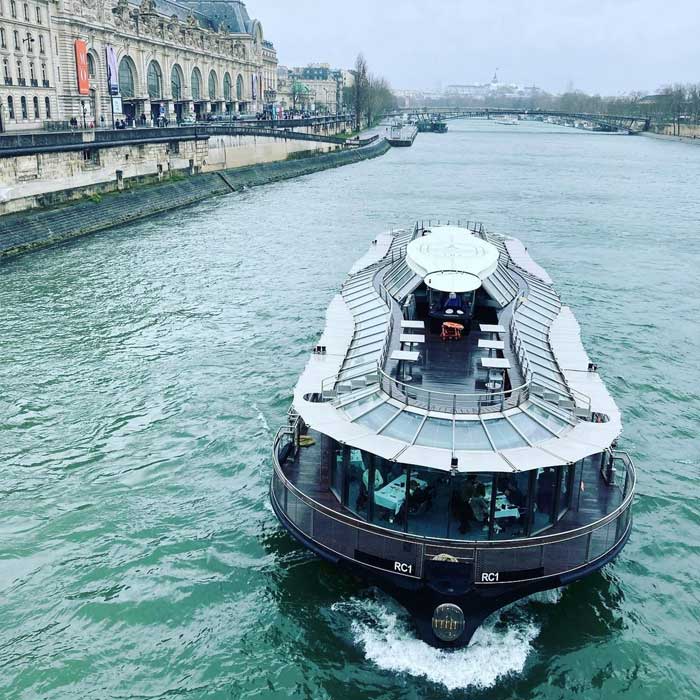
[428,289,474,321]
[444,292,464,316]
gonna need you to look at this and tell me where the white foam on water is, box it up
[333,596,541,692]
[253,403,271,431]
[527,587,563,605]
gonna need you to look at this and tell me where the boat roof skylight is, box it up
[406,226,500,291]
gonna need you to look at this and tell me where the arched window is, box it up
[44,96,50,118]
[7,95,14,120]
[20,95,27,119]
[223,72,232,102]
[10,0,16,17]
[208,70,217,100]
[147,60,162,99]
[32,95,39,118]
[236,74,244,101]
[170,64,183,100]
[87,53,95,79]
[191,67,201,101]
[118,57,135,98]
[22,2,27,20]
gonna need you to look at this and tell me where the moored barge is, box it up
[270,221,635,647]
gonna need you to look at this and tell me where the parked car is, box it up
[180,114,196,125]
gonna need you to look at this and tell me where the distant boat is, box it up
[494,116,518,126]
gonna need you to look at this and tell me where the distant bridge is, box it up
[385,108,650,133]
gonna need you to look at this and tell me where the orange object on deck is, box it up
[441,321,464,341]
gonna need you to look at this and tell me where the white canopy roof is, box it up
[406,226,500,292]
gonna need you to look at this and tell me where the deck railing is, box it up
[270,428,636,584]
[377,365,530,414]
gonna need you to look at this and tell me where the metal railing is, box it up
[378,365,530,414]
[270,426,636,584]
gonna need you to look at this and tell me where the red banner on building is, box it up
[75,40,89,95]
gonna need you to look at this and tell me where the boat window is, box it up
[355,402,400,430]
[525,403,570,432]
[558,463,574,517]
[346,342,384,360]
[453,420,492,450]
[347,298,384,314]
[343,393,385,419]
[415,417,453,449]
[401,465,449,537]
[531,467,557,533]
[490,472,531,540]
[346,448,371,520]
[380,409,424,442]
[483,417,527,449]
[508,411,555,442]
[356,317,389,331]
[445,472,496,540]
[370,460,410,532]
[330,442,345,503]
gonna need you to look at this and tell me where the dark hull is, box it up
[271,480,632,647]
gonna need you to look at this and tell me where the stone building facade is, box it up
[0,0,60,131]
[0,0,277,131]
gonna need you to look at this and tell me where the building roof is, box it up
[169,0,254,34]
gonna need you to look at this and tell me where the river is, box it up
[1,120,699,699]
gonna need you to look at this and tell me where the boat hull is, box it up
[270,478,632,647]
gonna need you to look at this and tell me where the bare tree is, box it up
[352,53,368,131]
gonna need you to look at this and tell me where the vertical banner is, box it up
[251,74,257,101]
[75,39,89,95]
[105,46,119,96]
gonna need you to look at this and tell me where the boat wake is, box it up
[332,591,558,691]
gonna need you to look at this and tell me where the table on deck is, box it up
[401,320,425,331]
[480,357,511,369]
[400,333,425,346]
[478,339,505,357]
[374,474,429,515]
[391,349,421,382]
[479,323,506,339]
[483,486,521,520]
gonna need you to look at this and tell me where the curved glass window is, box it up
[236,73,244,100]
[381,409,423,442]
[170,65,183,100]
[208,70,217,100]
[147,61,162,99]
[87,53,96,79]
[118,57,135,98]
[415,417,452,448]
[483,417,527,449]
[223,72,232,101]
[191,68,201,101]
[324,443,599,541]
[453,420,491,450]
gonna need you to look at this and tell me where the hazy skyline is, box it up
[250,0,700,95]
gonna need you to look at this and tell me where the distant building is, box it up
[445,72,541,101]
[278,62,350,114]
[0,0,277,131]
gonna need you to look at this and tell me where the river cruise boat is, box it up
[270,222,635,647]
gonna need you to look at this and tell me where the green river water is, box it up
[1,121,699,699]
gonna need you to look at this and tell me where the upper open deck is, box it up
[293,221,622,473]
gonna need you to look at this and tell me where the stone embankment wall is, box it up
[0,132,336,216]
[0,138,391,260]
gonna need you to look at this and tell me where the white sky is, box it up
[249,0,700,94]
